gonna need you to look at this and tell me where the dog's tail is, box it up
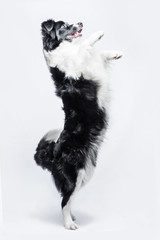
[34,129,61,171]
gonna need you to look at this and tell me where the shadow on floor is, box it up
[31,208,95,227]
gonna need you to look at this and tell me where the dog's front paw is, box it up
[101,50,123,62]
[94,31,104,40]
[110,51,123,60]
[84,31,104,46]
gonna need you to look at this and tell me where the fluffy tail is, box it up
[34,129,61,171]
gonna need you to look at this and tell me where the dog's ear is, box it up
[41,20,56,39]
[42,19,55,32]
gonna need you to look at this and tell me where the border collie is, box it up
[34,19,122,230]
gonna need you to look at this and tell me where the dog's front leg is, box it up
[100,50,123,61]
[83,31,104,47]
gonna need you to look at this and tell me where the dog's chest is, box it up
[44,43,100,80]
[44,42,110,109]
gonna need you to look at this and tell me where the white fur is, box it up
[100,50,123,61]
[43,129,61,143]
[82,157,95,186]
[62,169,85,230]
[82,128,107,185]
[62,201,78,230]
[43,32,122,109]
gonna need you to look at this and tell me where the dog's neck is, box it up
[42,36,61,51]
[43,36,81,52]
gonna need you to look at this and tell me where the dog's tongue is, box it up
[72,32,79,37]
[72,32,78,37]
[72,29,82,37]
[67,29,82,39]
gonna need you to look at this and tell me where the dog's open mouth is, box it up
[66,29,82,39]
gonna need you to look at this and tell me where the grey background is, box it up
[0,0,159,239]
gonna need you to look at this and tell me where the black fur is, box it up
[41,20,62,51]
[34,67,107,194]
[34,138,55,171]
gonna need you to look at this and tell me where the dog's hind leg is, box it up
[83,31,104,46]
[61,169,85,230]
[62,192,78,230]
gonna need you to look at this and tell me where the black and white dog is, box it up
[34,19,122,230]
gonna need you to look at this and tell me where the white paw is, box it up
[65,221,78,230]
[111,51,123,60]
[94,31,104,40]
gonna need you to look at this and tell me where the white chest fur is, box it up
[44,39,111,109]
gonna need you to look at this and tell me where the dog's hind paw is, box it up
[65,221,78,230]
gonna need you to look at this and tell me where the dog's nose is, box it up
[78,22,83,27]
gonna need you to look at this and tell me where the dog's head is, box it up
[41,19,83,51]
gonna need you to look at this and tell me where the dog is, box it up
[34,19,122,230]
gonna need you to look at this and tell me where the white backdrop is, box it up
[0,0,160,239]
